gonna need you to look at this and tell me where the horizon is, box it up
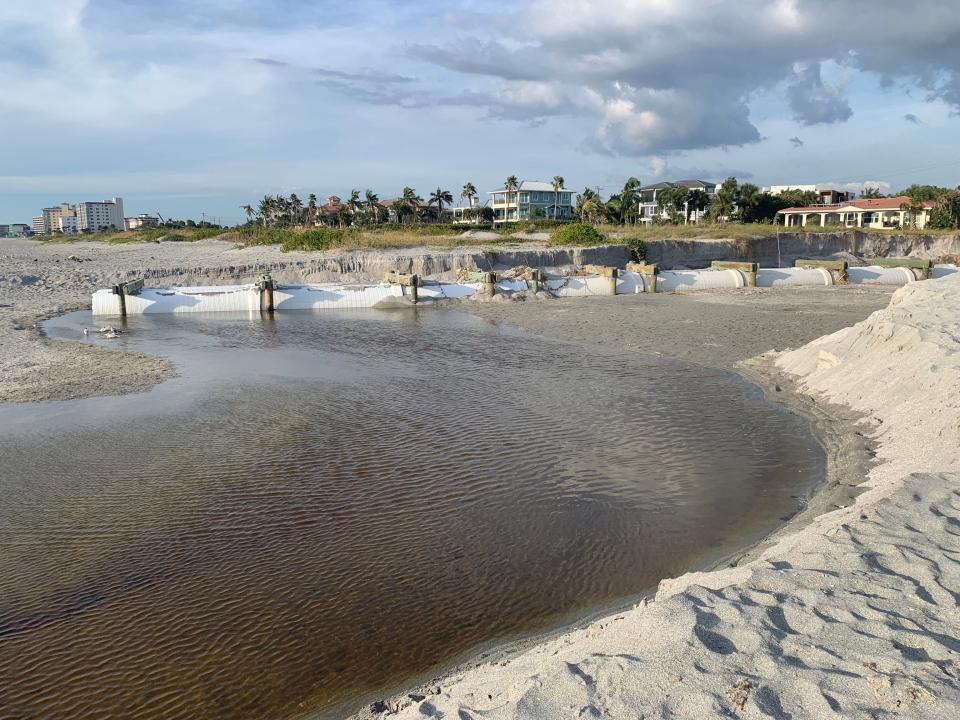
[2,0,959,224]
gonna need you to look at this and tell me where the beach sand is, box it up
[3,238,957,719]
[371,278,960,720]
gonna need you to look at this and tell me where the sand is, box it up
[4,238,957,719]
[373,277,960,719]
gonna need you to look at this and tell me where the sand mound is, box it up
[384,275,960,719]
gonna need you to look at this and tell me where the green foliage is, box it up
[710,177,739,220]
[901,184,951,202]
[928,190,960,229]
[548,223,606,246]
[860,187,885,199]
[626,237,646,262]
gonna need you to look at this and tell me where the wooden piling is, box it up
[627,262,658,293]
[384,271,420,303]
[868,257,932,280]
[258,274,275,313]
[711,260,758,287]
[794,258,848,283]
[111,278,144,317]
[528,268,545,293]
[463,270,499,297]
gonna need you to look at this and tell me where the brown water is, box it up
[0,309,823,719]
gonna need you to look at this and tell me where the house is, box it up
[764,185,853,204]
[777,195,934,229]
[639,180,716,223]
[380,197,434,223]
[125,214,160,230]
[488,181,575,222]
[450,200,491,224]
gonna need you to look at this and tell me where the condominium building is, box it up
[31,202,76,235]
[488,181,575,222]
[75,197,124,232]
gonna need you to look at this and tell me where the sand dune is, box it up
[384,275,960,719]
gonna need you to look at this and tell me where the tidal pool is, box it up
[0,308,823,719]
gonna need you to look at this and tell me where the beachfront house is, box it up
[639,180,716,224]
[488,180,575,222]
[764,185,853,204]
[777,195,934,229]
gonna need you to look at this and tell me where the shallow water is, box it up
[0,308,823,719]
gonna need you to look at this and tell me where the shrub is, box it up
[626,237,646,262]
[549,223,606,246]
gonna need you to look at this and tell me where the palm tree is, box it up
[257,196,274,226]
[686,189,710,224]
[306,193,318,226]
[402,186,422,223]
[581,198,600,224]
[289,193,303,225]
[240,204,255,224]
[551,175,565,220]
[461,181,477,208]
[429,187,454,220]
[364,189,381,223]
[503,175,519,222]
[619,177,641,224]
[347,190,362,219]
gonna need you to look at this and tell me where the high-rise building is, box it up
[75,197,124,232]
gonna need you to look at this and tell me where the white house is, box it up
[639,180,716,224]
[777,195,933,229]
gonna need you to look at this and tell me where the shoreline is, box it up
[344,314,880,720]
[373,277,960,720]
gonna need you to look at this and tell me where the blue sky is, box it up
[1,0,959,225]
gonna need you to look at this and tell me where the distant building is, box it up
[639,180,716,223]
[777,195,933,229]
[450,199,491,224]
[488,180,575,222]
[125,213,159,230]
[0,223,31,237]
[764,185,853,204]
[58,216,78,234]
[75,197,124,232]
[31,202,76,235]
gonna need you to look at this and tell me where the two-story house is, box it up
[488,181,575,222]
[639,180,716,223]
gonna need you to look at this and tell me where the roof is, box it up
[488,180,571,193]
[778,195,934,213]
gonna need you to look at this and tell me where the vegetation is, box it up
[549,223,605,246]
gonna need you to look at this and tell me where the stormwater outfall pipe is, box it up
[847,266,915,286]
[756,268,833,287]
[655,269,745,293]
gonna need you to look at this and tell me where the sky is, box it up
[1,0,959,225]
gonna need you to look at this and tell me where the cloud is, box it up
[787,63,853,125]
[904,112,922,124]
[407,0,960,156]
[789,136,805,148]
[840,180,892,194]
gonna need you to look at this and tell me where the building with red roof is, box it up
[777,195,935,230]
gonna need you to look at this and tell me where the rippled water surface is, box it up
[0,308,823,719]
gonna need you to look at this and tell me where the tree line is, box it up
[241,177,960,231]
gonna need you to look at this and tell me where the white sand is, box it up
[383,275,960,719]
